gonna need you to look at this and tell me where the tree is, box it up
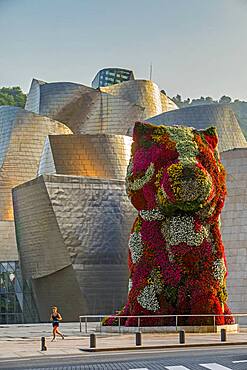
[219,95,232,104]
[205,96,213,103]
[0,93,15,106]
[0,86,26,108]
[172,94,183,107]
[174,94,182,103]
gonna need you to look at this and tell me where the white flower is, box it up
[128,278,133,292]
[179,177,212,203]
[161,214,210,247]
[129,232,143,264]
[213,258,226,285]
[137,285,160,312]
[140,208,165,221]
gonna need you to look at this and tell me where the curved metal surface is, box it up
[0,106,72,261]
[101,79,178,120]
[13,176,71,279]
[25,79,142,135]
[0,106,72,221]
[25,79,46,114]
[146,104,247,152]
[39,82,95,119]
[25,79,94,119]
[13,175,137,319]
[25,77,178,135]
[78,91,143,135]
[38,134,132,178]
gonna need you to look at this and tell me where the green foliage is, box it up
[171,94,233,108]
[0,93,15,106]
[164,286,178,305]
[172,95,218,108]
[219,95,232,104]
[0,86,26,108]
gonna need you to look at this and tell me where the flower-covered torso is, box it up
[105,122,233,326]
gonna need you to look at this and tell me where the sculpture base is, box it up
[99,324,238,333]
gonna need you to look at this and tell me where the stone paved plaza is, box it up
[0,323,247,361]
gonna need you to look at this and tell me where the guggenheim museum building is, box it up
[0,67,246,323]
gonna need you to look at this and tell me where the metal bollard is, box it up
[90,333,96,348]
[135,331,142,346]
[41,336,47,351]
[221,328,227,342]
[179,330,185,344]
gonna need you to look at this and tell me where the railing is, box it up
[79,313,247,334]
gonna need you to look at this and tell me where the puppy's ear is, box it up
[202,126,218,150]
[133,121,156,141]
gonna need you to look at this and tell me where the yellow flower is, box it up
[167,163,183,199]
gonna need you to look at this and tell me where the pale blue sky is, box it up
[1,0,247,100]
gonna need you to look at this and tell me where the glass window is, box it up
[0,261,25,323]
[2,263,7,271]
[8,262,15,271]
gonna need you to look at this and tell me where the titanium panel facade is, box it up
[0,105,72,323]
[38,134,132,178]
[25,79,46,114]
[13,176,71,279]
[13,175,137,321]
[25,79,94,119]
[25,77,178,136]
[0,106,72,222]
[101,79,178,122]
[25,79,143,135]
[77,92,143,135]
[146,104,247,152]
[0,106,72,263]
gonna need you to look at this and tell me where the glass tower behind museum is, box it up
[92,68,134,88]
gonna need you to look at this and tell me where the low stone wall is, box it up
[99,324,239,334]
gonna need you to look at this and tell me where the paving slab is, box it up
[0,323,247,360]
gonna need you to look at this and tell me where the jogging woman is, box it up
[50,306,65,341]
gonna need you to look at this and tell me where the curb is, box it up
[80,341,247,352]
[0,341,247,362]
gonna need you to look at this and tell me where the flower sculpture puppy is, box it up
[106,122,233,327]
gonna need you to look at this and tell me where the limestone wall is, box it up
[221,148,247,316]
